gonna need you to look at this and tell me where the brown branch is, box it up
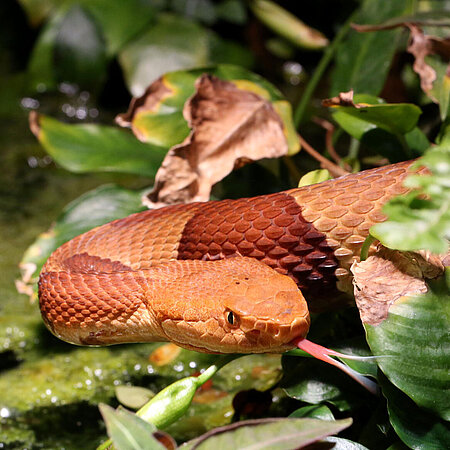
[298,134,349,178]
[312,116,352,172]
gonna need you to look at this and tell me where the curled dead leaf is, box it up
[352,246,446,326]
[352,20,450,104]
[407,24,450,97]
[322,90,367,108]
[145,74,290,208]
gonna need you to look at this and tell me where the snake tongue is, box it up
[293,338,379,395]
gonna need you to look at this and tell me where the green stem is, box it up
[97,354,242,450]
[293,11,356,127]
[360,234,376,261]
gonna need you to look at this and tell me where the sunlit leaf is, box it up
[331,0,413,96]
[180,417,352,450]
[298,169,332,187]
[30,113,167,176]
[366,278,450,420]
[250,0,328,50]
[371,145,450,254]
[99,404,164,450]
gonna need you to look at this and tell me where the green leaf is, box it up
[380,375,450,449]
[119,14,211,97]
[53,5,108,90]
[250,0,328,50]
[322,437,370,450]
[216,0,248,25]
[99,404,165,450]
[84,0,156,55]
[21,184,146,280]
[298,169,332,187]
[331,100,422,138]
[281,357,371,412]
[289,405,335,421]
[33,114,167,176]
[331,0,413,96]
[26,9,66,91]
[426,55,450,121]
[115,386,155,410]
[371,145,450,253]
[180,418,352,450]
[366,278,450,420]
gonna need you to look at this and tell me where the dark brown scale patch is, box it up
[177,193,339,300]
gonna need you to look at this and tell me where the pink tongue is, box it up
[293,338,379,395]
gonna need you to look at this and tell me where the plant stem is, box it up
[293,11,356,127]
[298,134,349,177]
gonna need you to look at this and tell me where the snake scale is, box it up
[39,160,424,354]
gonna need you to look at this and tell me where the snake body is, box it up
[39,161,423,353]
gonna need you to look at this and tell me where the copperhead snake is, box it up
[39,160,424,355]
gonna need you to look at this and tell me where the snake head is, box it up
[155,257,310,354]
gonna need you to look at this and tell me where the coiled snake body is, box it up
[39,161,422,353]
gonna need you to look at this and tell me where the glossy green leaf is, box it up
[84,0,156,55]
[331,101,421,138]
[371,145,450,253]
[34,114,166,176]
[380,375,450,449]
[366,278,450,420]
[250,0,328,50]
[26,9,65,91]
[180,418,352,450]
[289,405,334,421]
[115,386,155,410]
[298,169,332,187]
[53,5,108,90]
[281,357,372,412]
[21,184,146,280]
[119,14,211,97]
[331,0,413,96]
[99,404,164,450]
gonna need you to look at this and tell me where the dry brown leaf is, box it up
[351,246,446,326]
[407,24,450,96]
[321,90,361,108]
[115,77,172,139]
[145,74,289,208]
[352,22,450,102]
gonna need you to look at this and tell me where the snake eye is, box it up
[227,312,234,325]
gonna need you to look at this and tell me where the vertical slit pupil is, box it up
[227,312,234,325]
